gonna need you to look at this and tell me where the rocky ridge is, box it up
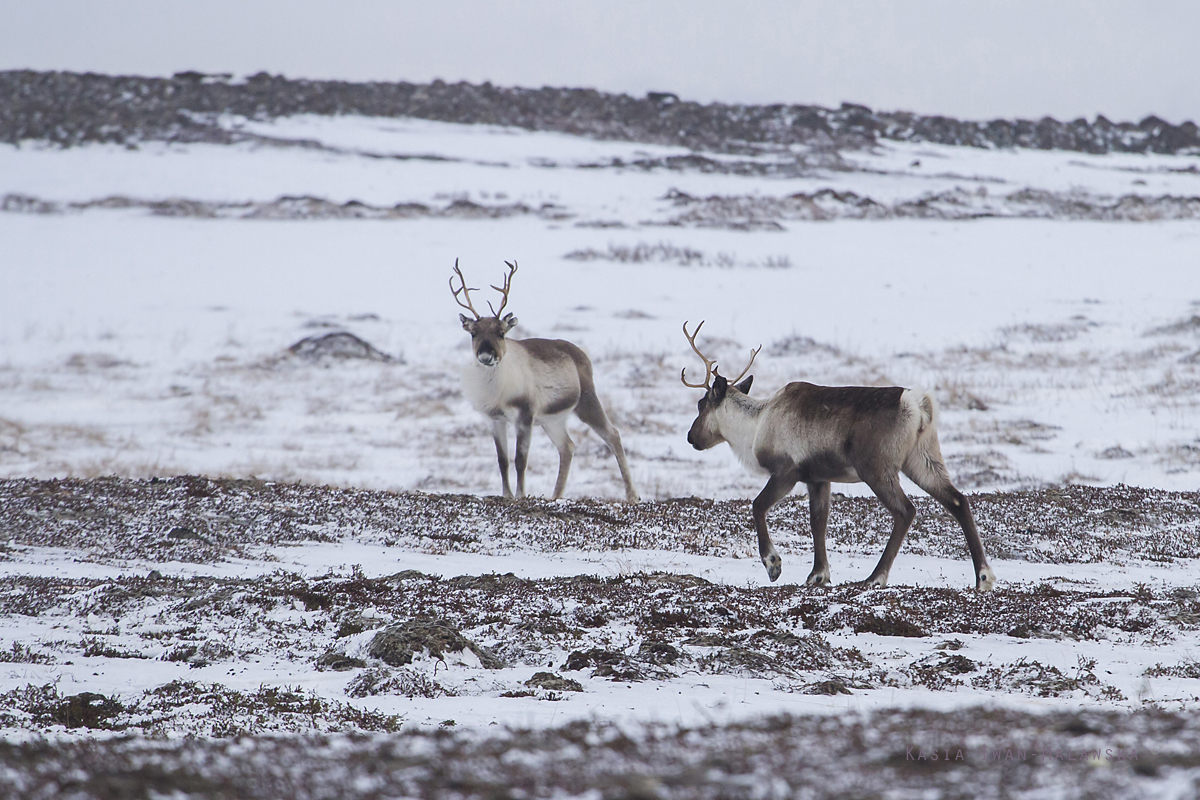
[3,69,1198,155]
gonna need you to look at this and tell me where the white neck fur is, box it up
[714,391,768,474]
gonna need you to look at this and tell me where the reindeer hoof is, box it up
[626,491,641,503]
[976,568,997,592]
[762,553,782,582]
[850,575,888,591]
[804,571,830,587]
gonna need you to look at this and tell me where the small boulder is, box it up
[367,621,503,669]
[287,331,395,363]
[166,526,205,542]
[637,641,680,665]
[54,692,125,729]
[316,651,368,672]
[805,679,852,696]
[525,672,583,692]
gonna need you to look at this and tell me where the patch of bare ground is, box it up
[1,192,574,222]
[1,479,1197,740]
[661,187,1200,228]
[0,478,1197,567]
[0,562,1195,732]
[0,707,1197,799]
[0,681,402,737]
[564,241,792,269]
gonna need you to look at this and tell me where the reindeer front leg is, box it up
[491,418,513,498]
[805,481,832,586]
[752,474,796,582]
[513,408,533,499]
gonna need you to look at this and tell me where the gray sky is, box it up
[4,0,1198,123]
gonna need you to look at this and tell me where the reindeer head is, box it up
[681,320,760,450]
[451,259,519,367]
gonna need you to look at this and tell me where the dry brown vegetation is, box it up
[0,477,1198,795]
[0,707,1197,798]
[1,477,1197,568]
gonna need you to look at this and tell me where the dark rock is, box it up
[524,672,583,692]
[563,648,645,681]
[367,621,503,669]
[1006,625,1062,640]
[345,666,447,699]
[934,654,978,675]
[563,648,626,672]
[166,526,203,541]
[683,634,734,648]
[388,570,427,582]
[805,679,852,696]
[316,651,367,672]
[592,663,645,682]
[637,641,680,665]
[853,615,928,638]
[287,331,395,363]
[705,647,792,678]
[54,692,124,729]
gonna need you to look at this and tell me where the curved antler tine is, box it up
[450,258,482,319]
[681,319,716,389]
[487,260,519,317]
[681,367,709,389]
[728,344,762,385]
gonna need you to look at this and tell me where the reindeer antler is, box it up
[487,260,518,317]
[450,258,482,319]
[726,343,762,386]
[681,320,716,389]
[681,321,761,389]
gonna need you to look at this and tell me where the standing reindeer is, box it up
[452,259,639,502]
[681,321,994,590]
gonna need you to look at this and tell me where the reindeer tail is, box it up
[902,388,938,436]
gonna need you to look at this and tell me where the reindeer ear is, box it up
[735,375,753,395]
[500,312,518,333]
[460,314,476,332]
[711,374,728,403]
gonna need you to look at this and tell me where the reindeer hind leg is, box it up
[902,434,995,591]
[541,414,575,500]
[513,406,533,499]
[575,389,639,502]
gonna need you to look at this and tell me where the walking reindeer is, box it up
[681,321,994,590]
[452,260,639,502]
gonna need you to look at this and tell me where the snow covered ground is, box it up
[1,478,1198,738]
[1,115,1199,770]
[2,114,1199,501]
